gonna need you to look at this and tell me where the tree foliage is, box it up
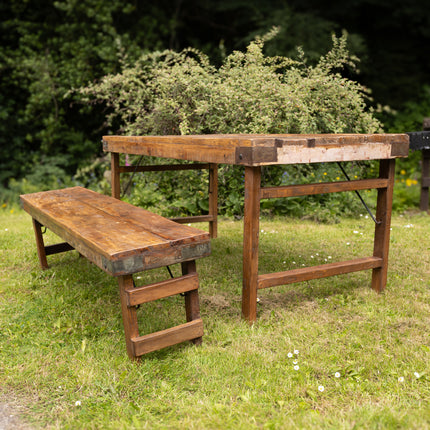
[0,0,154,189]
[77,32,382,219]
[1,0,428,203]
[79,31,381,136]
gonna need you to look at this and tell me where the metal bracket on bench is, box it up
[166,266,186,296]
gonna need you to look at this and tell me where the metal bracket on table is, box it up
[337,162,381,224]
[122,155,144,197]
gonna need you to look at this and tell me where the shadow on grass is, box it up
[22,222,378,362]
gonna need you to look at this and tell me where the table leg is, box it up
[209,163,218,238]
[371,159,395,292]
[420,149,430,212]
[118,274,139,360]
[111,152,121,199]
[242,166,261,323]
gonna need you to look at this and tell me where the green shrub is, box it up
[78,30,383,220]
[2,155,74,204]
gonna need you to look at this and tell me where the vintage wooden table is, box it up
[103,134,409,323]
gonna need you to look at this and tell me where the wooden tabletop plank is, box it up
[102,133,410,166]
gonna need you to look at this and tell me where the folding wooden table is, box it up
[103,134,409,323]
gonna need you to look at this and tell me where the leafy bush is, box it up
[1,155,74,204]
[78,31,383,220]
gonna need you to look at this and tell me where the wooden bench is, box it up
[20,186,211,360]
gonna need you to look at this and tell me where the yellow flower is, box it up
[400,169,406,175]
[406,178,413,187]
[1,203,6,208]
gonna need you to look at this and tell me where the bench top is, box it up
[20,187,211,276]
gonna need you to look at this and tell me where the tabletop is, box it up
[102,133,410,166]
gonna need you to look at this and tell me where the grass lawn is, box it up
[0,206,429,429]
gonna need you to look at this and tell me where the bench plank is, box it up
[131,319,204,356]
[21,187,211,276]
[126,273,199,306]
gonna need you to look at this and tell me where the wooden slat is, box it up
[275,142,408,165]
[257,257,383,289]
[261,178,389,199]
[119,275,140,360]
[21,187,209,254]
[126,273,199,306]
[170,215,214,224]
[44,242,74,255]
[118,163,210,173]
[132,319,204,356]
[422,177,430,188]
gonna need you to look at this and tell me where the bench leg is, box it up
[32,219,48,269]
[182,261,202,345]
[118,274,140,360]
[118,266,204,359]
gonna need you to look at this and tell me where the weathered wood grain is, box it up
[102,133,405,324]
[260,178,389,199]
[103,133,409,166]
[20,187,210,276]
[126,273,199,306]
[242,166,261,322]
[22,186,208,359]
[258,257,383,289]
[132,319,204,356]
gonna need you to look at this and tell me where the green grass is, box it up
[1,206,429,429]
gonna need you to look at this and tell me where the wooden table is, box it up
[103,134,409,323]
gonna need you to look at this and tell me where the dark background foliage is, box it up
[1,0,429,197]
